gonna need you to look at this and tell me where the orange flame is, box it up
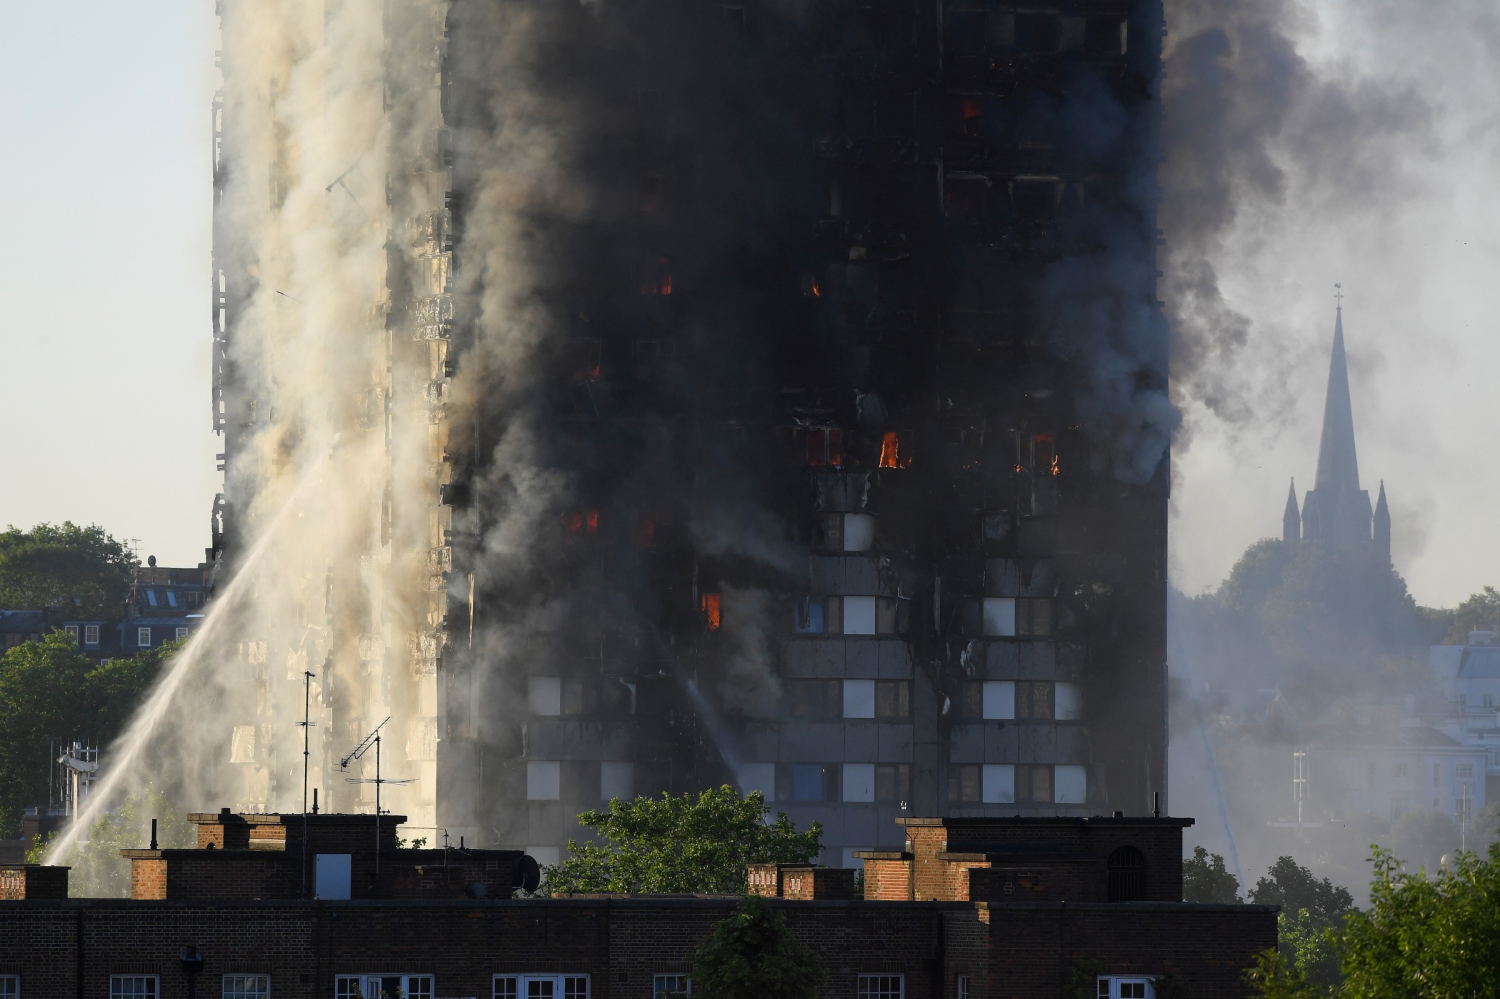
[702,593,722,631]
[879,431,899,469]
[586,509,599,536]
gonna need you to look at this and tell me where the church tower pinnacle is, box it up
[1374,481,1391,565]
[1283,479,1300,545]
[1291,290,1384,556]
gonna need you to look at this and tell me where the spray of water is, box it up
[45,469,320,866]
[683,680,745,790]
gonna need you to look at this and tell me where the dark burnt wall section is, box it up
[433,0,1168,859]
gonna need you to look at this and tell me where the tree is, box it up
[1438,586,1500,645]
[1249,845,1500,999]
[1183,845,1242,902]
[0,523,135,618]
[693,894,821,999]
[1248,856,1355,924]
[542,785,822,895]
[60,784,192,897]
[0,633,176,835]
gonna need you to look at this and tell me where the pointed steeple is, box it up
[1283,479,1300,545]
[1373,480,1391,565]
[1314,307,1361,496]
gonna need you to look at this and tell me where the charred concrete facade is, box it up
[214,0,1168,862]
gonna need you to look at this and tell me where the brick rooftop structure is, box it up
[0,811,1276,998]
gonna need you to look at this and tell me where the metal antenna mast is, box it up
[298,669,316,897]
[339,717,413,879]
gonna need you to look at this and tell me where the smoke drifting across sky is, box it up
[1162,0,1500,607]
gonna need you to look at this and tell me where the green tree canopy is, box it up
[1249,856,1355,924]
[1250,845,1500,999]
[693,894,821,999]
[0,633,176,835]
[1437,585,1500,644]
[0,522,136,618]
[1183,845,1242,903]
[542,785,822,895]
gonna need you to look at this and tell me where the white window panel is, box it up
[528,676,561,716]
[1055,682,1082,721]
[654,975,692,999]
[982,764,1014,803]
[0,975,16,999]
[527,761,561,800]
[843,514,877,551]
[223,974,271,998]
[843,763,875,802]
[111,976,158,999]
[858,975,903,999]
[982,681,1015,720]
[600,762,634,801]
[337,976,432,999]
[1098,978,1154,999]
[844,679,875,718]
[84,624,100,645]
[495,976,589,999]
[1055,765,1088,803]
[739,763,775,797]
[175,627,189,641]
[137,627,151,647]
[981,597,1016,637]
[65,624,79,642]
[843,596,877,635]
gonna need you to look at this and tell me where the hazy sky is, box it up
[0,0,1496,606]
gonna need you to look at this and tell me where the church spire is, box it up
[1283,479,1300,545]
[1374,480,1391,565]
[1314,305,1361,496]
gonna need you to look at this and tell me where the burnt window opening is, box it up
[1011,179,1061,223]
[701,592,722,631]
[1016,598,1052,637]
[945,176,988,223]
[799,427,844,467]
[1017,431,1059,474]
[562,509,599,539]
[982,512,1012,548]
[567,338,602,382]
[1016,764,1053,803]
[636,516,657,547]
[631,339,676,380]
[639,258,672,296]
[784,679,842,721]
[776,763,838,802]
[794,595,825,633]
[802,271,822,297]
[958,98,985,137]
[1107,846,1147,902]
[1014,14,1059,53]
[944,428,984,471]
[879,430,914,469]
[875,763,911,803]
[949,763,982,803]
[1084,16,1126,56]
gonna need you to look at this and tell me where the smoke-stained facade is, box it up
[213,0,1169,862]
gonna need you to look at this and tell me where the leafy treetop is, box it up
[1183,846,1242,903]
[541,785,823,895]
[693,894,821,999]
[1248,856,1355,925]
[0,522,136,619]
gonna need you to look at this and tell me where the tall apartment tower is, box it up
[214,0,1168,865]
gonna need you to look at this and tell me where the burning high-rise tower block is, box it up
[212,0,1169,863]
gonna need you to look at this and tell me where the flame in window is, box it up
[562,512,583,535]
[702,593,722,631]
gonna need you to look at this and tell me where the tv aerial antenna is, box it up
[339,717,414,877]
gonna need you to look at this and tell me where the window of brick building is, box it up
[876,763,911,803]
[111,978,158,999]
[1097,978,1154,999]
[137,627,151,648]
[85,624,100,645]
[223,975,270,998]
[495,975,589,999]
[337,976,434,998]
[859,975,904,999]
[1106,847,1147,902]
[654,975,691,999]
[957,976,969,999]
[1456,763,1475,781]
[65,624,79,643]
[0,977,17,999]
[176,627,190,642]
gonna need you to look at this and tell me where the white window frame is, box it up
[653,975,692,999]
[137,627,151,648]
[1097,977,1155,999]
[956,975,969,999]
[84,624,100,645]
[110,976,159,999]
[335,975,433,999]
[0,974,18,999]
[222,974,270,998]
[494,974,590,999]
[65,624,80,643]
[858,974,904,999]
[176,627,190,642]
